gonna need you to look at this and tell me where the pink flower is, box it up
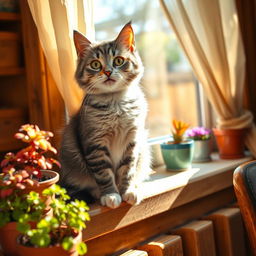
[186,127,211,140]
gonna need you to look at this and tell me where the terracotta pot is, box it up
[0,222,19,256]
[22,170,59,195]
[22,170,59,211]
[0,172,58,256]
[0,209,53,256]
[17,231,82,256]
[213,128,247,159]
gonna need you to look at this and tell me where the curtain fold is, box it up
[159,0,256,157]
[27,0,95,117]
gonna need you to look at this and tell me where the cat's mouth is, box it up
[104,78,116,84]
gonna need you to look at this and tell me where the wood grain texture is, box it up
[19,0,65,147]
[173,221,216,256]
[202,208,246,256]
[137,235,183,256]
[233,161,256,255]
[19,0,50,129]
[85,188,235,256]
[85,154,253,241]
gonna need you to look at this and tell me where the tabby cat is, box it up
[59,22,151,209]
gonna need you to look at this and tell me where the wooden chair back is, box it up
[233,160,256,255]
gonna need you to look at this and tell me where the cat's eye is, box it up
[113,56,124,67]
[90,60,102,70]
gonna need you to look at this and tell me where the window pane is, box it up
[94,0,200,138]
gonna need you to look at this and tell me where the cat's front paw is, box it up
[122,189,142,205]
[100,193,122,209]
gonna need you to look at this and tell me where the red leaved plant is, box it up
[0,124,60,198]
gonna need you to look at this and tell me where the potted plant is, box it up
[1,124,60,197]
[0,171,45,256]
[17,184,90,256]
[0,124,60,255]
[160,120,194,171]
[186,127,212,162]
[213,127,248,159]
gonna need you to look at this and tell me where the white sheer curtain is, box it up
[27,0,95,116]
[159,0,256,157]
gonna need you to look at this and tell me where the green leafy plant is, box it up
[170,119,190,144]
[19,184,90,255]
[0,124,60,193]
[0,189,44,228]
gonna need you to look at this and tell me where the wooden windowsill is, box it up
[84,153,252,241]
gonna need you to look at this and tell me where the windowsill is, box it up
[84,152,252,240]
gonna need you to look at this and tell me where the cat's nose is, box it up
[104,70,112,77]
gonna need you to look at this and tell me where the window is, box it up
[94,0,201,138]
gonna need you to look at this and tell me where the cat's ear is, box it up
[116,22,135,52]
[73,30,91,56]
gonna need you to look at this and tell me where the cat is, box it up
[59,22,151,209]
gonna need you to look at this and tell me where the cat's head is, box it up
[74,22,144,94]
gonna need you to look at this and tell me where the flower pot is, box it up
[192,139,212,162]
[22,170,59,211]
[17,231,82,256]
[160,139,194,171]
[22,170,59,195]
[213,128,247,159]
[0,222,19,256]
[0,216,53,256]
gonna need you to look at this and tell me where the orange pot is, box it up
[213,128,247,159]
[0,222,19,256]
[22,170,59,195]
[22,170,59,211]
[0,172,59,256]
[17,232,82,256]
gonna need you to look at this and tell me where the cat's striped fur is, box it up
[59,23,151,208]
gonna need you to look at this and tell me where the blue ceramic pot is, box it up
[160,139,194,171]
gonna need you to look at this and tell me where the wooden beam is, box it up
[85,155,252,240]
[19,0,65,147]
[84,188,235,256]
[19,0,50,129]
[137,235,183,256]
[202,208,246,256]
[173,221,216,256]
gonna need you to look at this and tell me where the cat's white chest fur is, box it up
[109,123,131,171]
[106,85,145,171]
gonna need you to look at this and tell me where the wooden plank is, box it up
[19,0,50,129]
[137,235,183,256]
[85,154,253,240]
[19,0,65,148]
[0,12,21,21]
[0,67,25,76]
[173,221,216,256]
[84,188,235,256]
[202,208,246,256]
[118,250,148,256]
[42,55,65,149]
